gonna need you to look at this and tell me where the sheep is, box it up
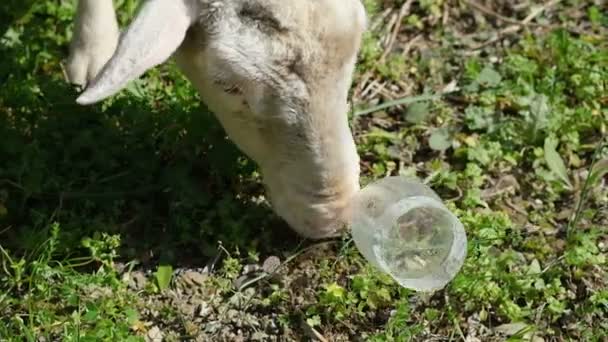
[67,0,367,239]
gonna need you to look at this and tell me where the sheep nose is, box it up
[266,176,360,239]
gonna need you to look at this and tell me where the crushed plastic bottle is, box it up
[348,176,467,292]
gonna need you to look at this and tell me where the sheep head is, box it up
[77,0,367,239]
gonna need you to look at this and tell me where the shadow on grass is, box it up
[0,0,37,38]
[0,3,302,269]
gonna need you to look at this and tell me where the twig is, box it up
[352,8,393,100]
[359,78,380,99]
[523,0,562,25]
[567,138,607,238]
[353,90,453,117]
[59,60,70,84]
[465,0,559,29]
[541,255,565,274]
[469,0,564,50]
[0,225,12,236]
[465,0,531,27]
[451,315,467,341]
[370,7,393,32]
[381,13,398,48]
[367,80,389,102]
[504,198,528,216]
[336,317,358,336]
[235,240,339,291]
[300,318,329,342]
[379,0,415,62]
[353,70,373,101]
[400,34,423,57]
[0,179,25,191]
[355,0,414,102]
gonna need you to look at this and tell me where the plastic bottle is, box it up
[348,176,467,292]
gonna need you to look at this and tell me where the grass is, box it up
[1,0,607,341]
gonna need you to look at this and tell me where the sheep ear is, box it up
[77,0,198,105]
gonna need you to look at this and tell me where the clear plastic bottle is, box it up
[348,176,467,292]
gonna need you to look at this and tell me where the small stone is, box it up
[149,309,159,318]
[146,326,163,342]
[497,174,520,191]
[180,270,208,287]
[226,309,239,321]
[197,301,213,318]
[126,271,147,291]
[183,321,199,336]
[205,321,222,333]
[243,264,260,274]
[85,285,112,299]
[179,303,196,316]
[262,256,281,273]
[266,319,278,333]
